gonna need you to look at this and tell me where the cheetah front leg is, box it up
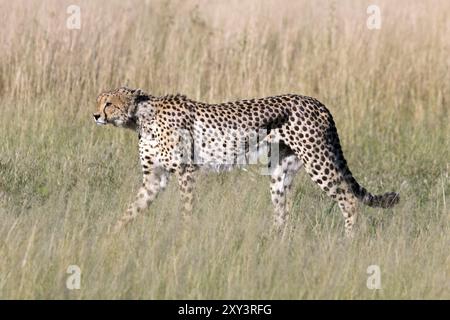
[112,167,169,233]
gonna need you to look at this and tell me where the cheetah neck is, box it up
[134,99,157,135]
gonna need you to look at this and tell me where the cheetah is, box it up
[93,87,399,237]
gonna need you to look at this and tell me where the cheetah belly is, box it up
[191,128,279,173]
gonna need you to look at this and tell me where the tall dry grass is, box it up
[0,0,449,299]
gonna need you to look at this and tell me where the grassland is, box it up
[0,0,449,299]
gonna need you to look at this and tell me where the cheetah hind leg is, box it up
[291,145,361,238]
[176,165,197,219]
[269,153,302,233]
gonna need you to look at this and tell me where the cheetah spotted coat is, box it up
[94,87,399,237]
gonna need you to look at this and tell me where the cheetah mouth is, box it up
[95,120,107,125]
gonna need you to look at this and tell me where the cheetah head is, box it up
[93,87,148,129]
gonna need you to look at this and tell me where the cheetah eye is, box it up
[105,102,112,107]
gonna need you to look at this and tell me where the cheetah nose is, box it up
[93,113,101,121]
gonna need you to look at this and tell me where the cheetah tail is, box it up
[347,175,400,208]
[360,191,400,208]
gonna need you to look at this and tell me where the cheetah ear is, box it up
[132,88,145,96]
[117,86,133,94]
[132,88,150,104]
